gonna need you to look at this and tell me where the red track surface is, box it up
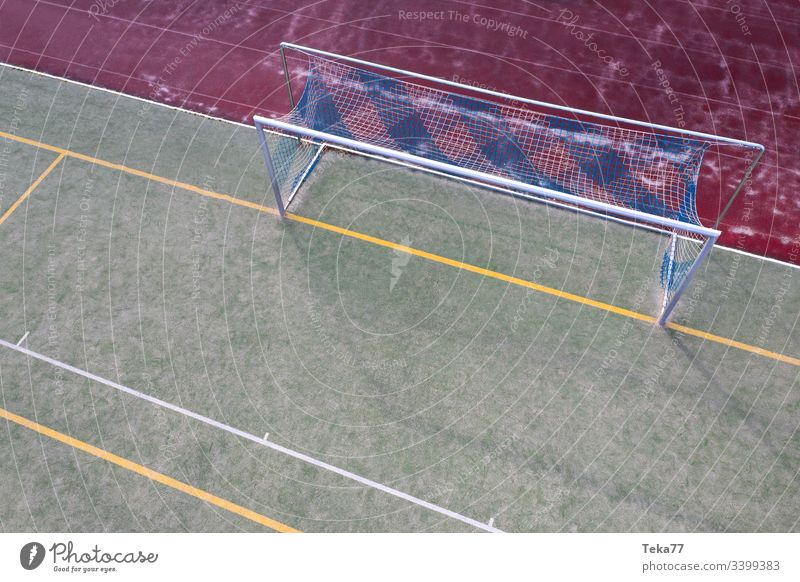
[1,0,797,262]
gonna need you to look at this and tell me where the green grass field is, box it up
[0,65,797,533]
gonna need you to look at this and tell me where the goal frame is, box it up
[254,43,765,326]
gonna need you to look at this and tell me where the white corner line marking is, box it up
[16,332,29,346]
[0,338,501,533]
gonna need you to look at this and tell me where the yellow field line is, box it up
[0,152,65,227]
[667,323,800,366]
[0,406,300,533]
[0,129,279,217]
[287,215,799,366]
[0,129,797,368]
[287,212,656,323]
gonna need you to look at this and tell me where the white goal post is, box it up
[254,42,764,326]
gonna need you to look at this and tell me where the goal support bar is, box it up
[254,115,720,240]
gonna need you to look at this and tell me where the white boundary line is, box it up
[0,62,254,129]
[713,243,800,270]
[0,337,501,533]
[15,331,29,346]
[1,61,795,270]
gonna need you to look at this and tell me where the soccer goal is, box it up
[254,43,764,326]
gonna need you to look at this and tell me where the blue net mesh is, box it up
[264,131,321,201]
[661,248,693,291]
[283,54,711,226]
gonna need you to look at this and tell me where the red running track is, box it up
[1,0,797,263]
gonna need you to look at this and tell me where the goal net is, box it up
[254,43,763,325]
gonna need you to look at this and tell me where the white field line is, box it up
[2,61,794,271]
[710,244,800,269]
[0,337,501,533]
[0,62,255,129]
[16,331,29,346]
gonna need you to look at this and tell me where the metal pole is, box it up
[657,234,717,326]
[280,43,762,150]
[254,115,721,240]
[661,232,678,313]
[713,145,765,229]
[254,119,286,217]
[279,45,295,109]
